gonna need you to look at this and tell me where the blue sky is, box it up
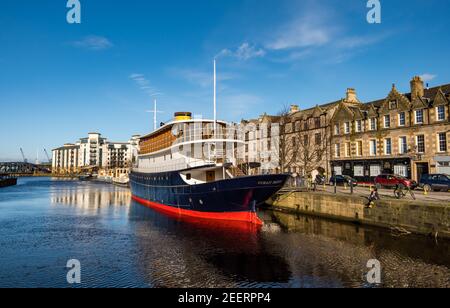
[0,0,449,161]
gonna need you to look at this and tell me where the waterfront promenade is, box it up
[269,186,450,239]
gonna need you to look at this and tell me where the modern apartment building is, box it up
[52,133,140,174]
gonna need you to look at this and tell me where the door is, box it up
[416,163,429,182]
[206,171,215,183]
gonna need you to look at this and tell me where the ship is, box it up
[0,174,17,188]
[130,112,288,225]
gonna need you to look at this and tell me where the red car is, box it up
[374,174,418,190]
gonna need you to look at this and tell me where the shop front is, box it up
[331,158,412,183]
[435,156,450,175]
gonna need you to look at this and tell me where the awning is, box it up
[434,156,450,162]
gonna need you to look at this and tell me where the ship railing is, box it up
[172,127,243,146]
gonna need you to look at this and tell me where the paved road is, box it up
[294,184,450,203]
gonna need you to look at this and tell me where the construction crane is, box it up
[20,148,28,163]
[43,148,52,164]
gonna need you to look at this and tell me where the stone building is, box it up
[331,76,450,182]
[239,114,280,175]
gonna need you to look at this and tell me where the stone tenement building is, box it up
[331,76,450,182]
[241,75,450,182]
[239,114,280,175]
[52,133,140,174]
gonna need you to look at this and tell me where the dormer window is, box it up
[389,101,398,110]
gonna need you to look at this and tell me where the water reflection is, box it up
[0,178,449,288]
[50,182,131,210]
[128,203,292,287]
[266,211,450,288]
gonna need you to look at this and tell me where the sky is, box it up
[0,0,449,161]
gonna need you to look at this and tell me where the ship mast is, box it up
[213,58,217,139]
[153,99,157,131]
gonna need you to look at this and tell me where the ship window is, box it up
[186,173,192,180]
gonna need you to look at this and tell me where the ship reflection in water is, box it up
[0,178,449,288]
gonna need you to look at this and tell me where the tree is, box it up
[275,106,298,173]
[296,129,328,176]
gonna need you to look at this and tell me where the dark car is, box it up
[329,175,358,187]
[420,174,450,192]
[374,174,417,190]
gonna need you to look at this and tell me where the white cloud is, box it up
[265,14,332,51]
[71,35,113,51]
[129,73,162,97]
[420,73,437,82]
[218,43,266,61]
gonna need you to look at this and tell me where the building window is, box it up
[370,118,377,131]
[384,115,391,128]
[415,109,424,124]
[315,133,321,145]
[345,142,351,157]
[335,144,341,158]
[389,101,398,110]
[394,165,408,177]
[385,138,392,155]
[303,135,309,146]
[315,117,321,129]
[355,120,362,133]
[416,135,425,153]
[370,165,381,177]
[399,112,406,126]
[356,141,363,156]
[344,122,350,134]
[438,133,447,153]
[334,124,340,135]
[437,105,446,121]
[370,140,377,156]
[354,165,364,177]
[399,136,408,154]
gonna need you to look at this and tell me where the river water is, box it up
[0,177,448,288]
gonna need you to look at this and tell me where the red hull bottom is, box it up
[132,195,263,226]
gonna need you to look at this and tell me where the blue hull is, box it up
[130,170,288,222]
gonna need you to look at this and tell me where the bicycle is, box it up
[393,185,416,200]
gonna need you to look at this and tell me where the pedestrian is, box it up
[366,187,380,208]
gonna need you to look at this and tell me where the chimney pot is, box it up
[346,88,358,103]
[410,76,424,100]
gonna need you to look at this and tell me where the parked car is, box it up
[374,174,417,190]
[419,174,450,192]
[329,175,358,187]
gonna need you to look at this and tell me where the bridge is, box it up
[0,162,52,176]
